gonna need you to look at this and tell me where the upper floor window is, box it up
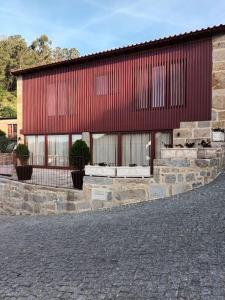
[152,65,166,108]
[134,59,186,110]
[170,60,186,107]
[134,66,150,110]
[47,81,70,116]
[96,75,108,95]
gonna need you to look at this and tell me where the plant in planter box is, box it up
[129,163,137,167]
[185,142,195,148]
[201,140,211,148]
[70,140,91,189]
[212,128,225,142]
[15,144,33,180]
[98,162,107,166]
[163,143,173,148]
[175,144,184,148]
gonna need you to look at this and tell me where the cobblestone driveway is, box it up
[1,173,225,299]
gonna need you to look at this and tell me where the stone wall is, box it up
[83,146,225,203]
[173,34,225,146]
[0,177,87,215]
[153,147,225,197]
[0,146,224,215]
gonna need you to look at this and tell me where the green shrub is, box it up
[70,140,90,169]
[15,144,30,163]
[0,130,6,138]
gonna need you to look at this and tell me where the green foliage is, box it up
[0,131,16,153]
[0,106,16,117]
[0,34,79,118]
[0,129,6,137]
[70,140,91,169]
[15,143,30,160]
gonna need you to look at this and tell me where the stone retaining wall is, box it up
[84,147,225,204]
[0,147,225,216]
[0,177,87,215]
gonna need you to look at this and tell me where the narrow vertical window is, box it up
[96,75,108,95]
[47,81,71,116]
[152,65,166,108]
[170,60,186,107]
[135,66,150,110]
[57,82,68,115]
[47,83,57,116]
[7,124,12,138]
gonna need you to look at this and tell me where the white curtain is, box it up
[92,134,118,166]
[26,135,45,165]
[155,132,171,158]
[122,134,151,166]
[72,134,82,144]
[152,65,166,108]
[48,135,69,166]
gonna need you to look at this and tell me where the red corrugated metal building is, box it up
[12,25,225,169]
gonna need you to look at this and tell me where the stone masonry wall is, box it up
[173,34,225,146]
[0,177,87,215]
[84,147,225,204]
[0,146,224,215]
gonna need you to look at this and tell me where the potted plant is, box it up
[212,128,225,142]
[201,140,212,148]
[70,140,91,189]
[185,142,195,148]
[15,144,33,180]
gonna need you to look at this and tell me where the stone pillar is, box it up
[17,76,24,143]
[82,132,90,148]
[212,34,225,128]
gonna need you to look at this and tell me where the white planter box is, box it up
[116,166,150,178]
[85,165,116,177]
[161,148,198,159]
[212,131,224,142]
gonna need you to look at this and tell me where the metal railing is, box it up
[0,153,84,189]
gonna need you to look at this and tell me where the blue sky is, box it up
[0,0,225,56]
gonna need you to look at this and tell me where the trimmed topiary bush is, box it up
[15,144,30,165]
[70,140,91,170]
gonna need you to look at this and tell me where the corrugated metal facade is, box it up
[22,38,212,135]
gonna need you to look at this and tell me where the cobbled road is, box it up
[1,173,225,300]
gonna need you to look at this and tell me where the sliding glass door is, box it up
[26,135,45,165]
[92,134,118,166]
[122,133,151,166]
[48,135,69,167]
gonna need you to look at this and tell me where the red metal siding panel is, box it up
[22,38,212,135]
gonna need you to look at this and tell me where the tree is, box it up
[0,34,79,118]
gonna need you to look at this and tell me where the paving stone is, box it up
[1,173,225,298]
